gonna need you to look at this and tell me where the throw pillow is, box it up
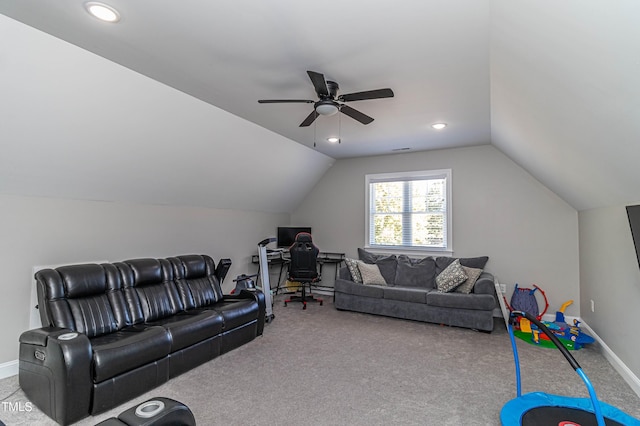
[344,258,363,283]
[357,248,398,284]
[435,256,489,275]
[394,255,436,289]
[357,261,387,286]
[436,259,468,292]
[454,266,483,294]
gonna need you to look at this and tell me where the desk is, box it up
[251,251,290,290]
[316,252,346,280]
[251,251,345,294]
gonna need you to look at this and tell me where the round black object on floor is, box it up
[522,406,624,426]
[112,397,195,426]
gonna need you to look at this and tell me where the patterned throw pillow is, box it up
[356,261,387,286]
[344,258,363,283]
[454,266,483,294]
[435,259,468,292]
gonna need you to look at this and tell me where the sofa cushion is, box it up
[357,261,387,286]
[394,255,436,289]
[207,299,260,331]
[383,286,429,304]
[344,258,363,283]
[40,264,124,337]
[335,279,385,298]
[147,310,223,352]
[454,266,484,294]
[176,276,221,310]
[169,255,224,310]
[91,325,172,382]
[357,248,397,284]
[435,256,489,275]
[68,294,118,338]
[436,259,468,292]
[118,259,183,323]
[427,291,496,311]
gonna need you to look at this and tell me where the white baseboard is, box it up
[540,314,640,398]
[579,321,640,398]
[0,360,18,380]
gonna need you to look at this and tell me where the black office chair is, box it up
[284,232,323,309]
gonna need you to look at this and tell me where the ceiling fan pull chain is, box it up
[339,110,342,143]
[313,119,317,148]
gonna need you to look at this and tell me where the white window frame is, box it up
[365,169,452,256]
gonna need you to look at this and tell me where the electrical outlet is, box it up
[591,299,595,312]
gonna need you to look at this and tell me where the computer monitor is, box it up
[277,226,312,248]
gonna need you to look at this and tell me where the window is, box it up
[365,169,452,253]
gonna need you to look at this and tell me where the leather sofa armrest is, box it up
[19,327,93,425]
[223,289,266,335]
[223,288,265,304]
[19,327,66,346]
[473,272,495,295]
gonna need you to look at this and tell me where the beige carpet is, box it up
[1,294,639,425]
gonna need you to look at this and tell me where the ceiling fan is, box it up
[258,71,394,127]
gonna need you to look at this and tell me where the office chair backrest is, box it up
[288,232,319,281]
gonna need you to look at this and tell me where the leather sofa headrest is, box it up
[57,264,106,298]
[122,258,163,286]
[177,255,207,279]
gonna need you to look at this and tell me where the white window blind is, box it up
[365,169,452,252]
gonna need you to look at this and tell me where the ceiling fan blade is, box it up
[340,105,374,125]
[258,99,314,104]
[338,88,394,102]
[299,110,319,127]
[307,71,329,98]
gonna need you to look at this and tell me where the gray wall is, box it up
[0,194,288,364]
[579,204,640,380]
[292,145,580,315]
[0,16,330,366]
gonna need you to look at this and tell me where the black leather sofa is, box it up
[19,254,265,425]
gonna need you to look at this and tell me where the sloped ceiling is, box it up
[1,1,639,212]
[0,15,334,214]
[490,1,640,211]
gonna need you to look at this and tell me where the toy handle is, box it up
[510,311,605,426]
[511,311,578,370]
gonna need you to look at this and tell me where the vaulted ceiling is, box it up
[1,1,639,212]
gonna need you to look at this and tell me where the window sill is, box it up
[364,246,454,258]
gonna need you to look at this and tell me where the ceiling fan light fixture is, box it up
[431,123,447,130]
[85,2,120,22]
[315,100,339,116]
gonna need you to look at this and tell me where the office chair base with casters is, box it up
[283,288,323,309]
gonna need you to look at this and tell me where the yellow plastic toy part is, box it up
[559,300,574,313]
[520,317,532,333]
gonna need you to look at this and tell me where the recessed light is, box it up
[327,137,340,143]
[85,2,121,23]
[431,123,447,130]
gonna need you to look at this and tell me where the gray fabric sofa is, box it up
[334,249,498,331]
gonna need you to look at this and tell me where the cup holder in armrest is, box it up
[58,332,78,341]
[134,400,166,418]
